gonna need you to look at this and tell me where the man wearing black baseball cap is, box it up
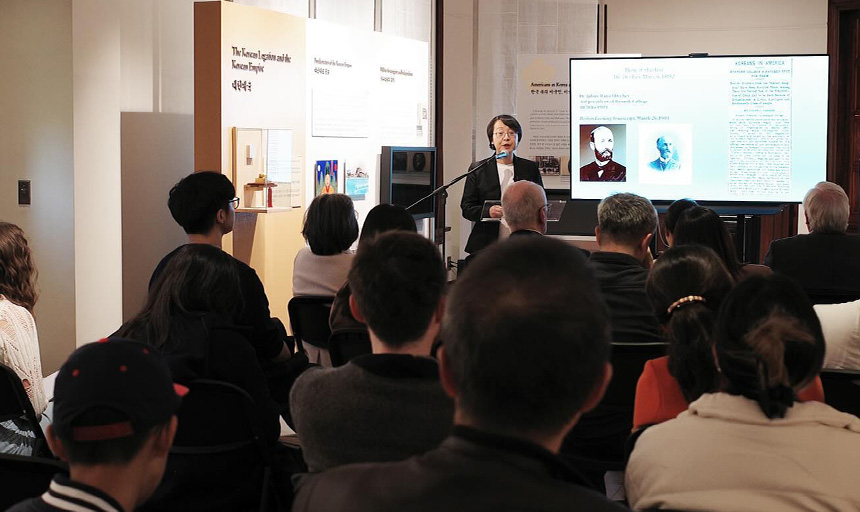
[8,338,185,512]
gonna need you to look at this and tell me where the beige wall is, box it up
[117,1,197,321]
[443,1,476,263]
[73,0,124,348]
[120,113,193,320]
[0,0,76,374]
[606,0,827,55]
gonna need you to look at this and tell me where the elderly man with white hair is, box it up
[764,181,860,301]
[501,180,547,237]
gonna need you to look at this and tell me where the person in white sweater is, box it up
[292,194,359,366]
[627,275,860,511]
[293,193,358,297]
[0,222,47,455]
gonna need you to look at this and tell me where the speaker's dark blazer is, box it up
[764,232,860,297]
[460,155,543,254]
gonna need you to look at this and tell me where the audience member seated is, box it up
[765,181,860,302]
[589,192,662,343]
[329,203,417,333]
[563,193,661,475]
[8,338,181,512]
[291,231,452,472]
[151,171,291,364]
[814,299,860,370]
[0,222,47,455]
[293,237,626,512]
[626,275,860,511]
[293,193,358,297]
[634,245,823,431]
[674,205,771,281]
[118,244,280,444]
[502,180,547,237]
[660,197,697,248]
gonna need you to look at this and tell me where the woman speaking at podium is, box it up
[461,114,544,255]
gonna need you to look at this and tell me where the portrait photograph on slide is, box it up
[638,124,693,186]
[578,124,627,182]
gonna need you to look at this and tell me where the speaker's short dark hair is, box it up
[442,237,611,436]
[349,231,446,347]
[302,194,359,255]
[56,407,171,466]
[168,172,235,235]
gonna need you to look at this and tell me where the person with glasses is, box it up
[460,114,543,257]
[149,171,295,372]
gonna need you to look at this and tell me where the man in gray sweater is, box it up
[293,237,625,512]
[289,231,452,472]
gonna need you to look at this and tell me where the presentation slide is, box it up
[570,55,828,203]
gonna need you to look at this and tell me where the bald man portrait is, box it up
[580,126,627,182]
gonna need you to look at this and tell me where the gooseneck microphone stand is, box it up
[407,152,507,266]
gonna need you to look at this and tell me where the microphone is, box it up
[405,152,511,211]
[468,151,509,173]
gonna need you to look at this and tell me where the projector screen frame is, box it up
[568,53,830,209]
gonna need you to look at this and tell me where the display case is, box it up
[232,127,302,212]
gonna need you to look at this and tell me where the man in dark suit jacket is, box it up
[461,115,543,255]
[293,237,626,512]
[764,182,860,301]
[563,192,661,474]
[579,126,626,182]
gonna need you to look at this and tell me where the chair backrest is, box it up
[288,296,334,351]
[329,329,371,367]
[601,342,668,407]
[0,453,68,509]
[0,362,50,457]
[819,368,860,417]
[141,379,273,512]
[561,342,668,490]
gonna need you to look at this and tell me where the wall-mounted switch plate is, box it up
[18,180,30,205]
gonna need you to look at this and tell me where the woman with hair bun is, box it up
[627,274,860,511]
[0,222,46,454]
[633,246,823,430]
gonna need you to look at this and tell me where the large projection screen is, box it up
[569,55,828,203]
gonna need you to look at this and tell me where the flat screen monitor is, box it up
[569,55,829,203]
[380,146,437,219]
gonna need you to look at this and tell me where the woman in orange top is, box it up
[633,245,824,431]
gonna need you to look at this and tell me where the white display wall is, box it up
[305,18,430,224]
[195,1,430,310]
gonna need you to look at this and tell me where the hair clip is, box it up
[667,295,706,315]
